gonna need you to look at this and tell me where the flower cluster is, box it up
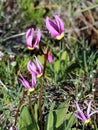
[74,100,98,124]
[20,56,42,93]
[26,15,64,50]
[20,15,64,93]
[25,15,64,63]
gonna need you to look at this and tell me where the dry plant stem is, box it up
[3,21,98,42]
[33,4,59,10]
[76,120,78,130]
[14,90,27,126]
[28,94,37,126]
[39,54,47,130]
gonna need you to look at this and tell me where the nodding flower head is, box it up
[74,100,98,124]
[19,74,36,93]
[27,56,43,78]
[26,28,41,50]
[46,15,64,40]
[46,52,53,63]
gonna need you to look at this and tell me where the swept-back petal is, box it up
[89,110,98,117]
[27,60,37,75]
[87,100,92,118]
[46,17,59,37]
[74,112,84,121]
[34,29,41,46]
[26,28,34,48]
[19,75,31,90]
[32,29,41,48]
[27,74,36,93]
[32,74,36,87]
[34,56,42,74]
[76,102,87,121]
[54,15,64,33]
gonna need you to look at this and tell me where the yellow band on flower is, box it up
[28,88,35,93]
[37,73,43,78]
[28,47,34,50]
[56,33,64,40]
[84,119,91,124]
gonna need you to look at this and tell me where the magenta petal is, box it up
[89,110,98,117]
[9,127,13,130]
[46,17,59,37]
[26,28,34,48]
[87,100,92,118]
[20,75,31,90]
[34,56,42,74]
[54,15,64,33]
[27,60,37,75]
[74,112,84,121]
[76,102,87,121]
[26,28,34,39]
[35,29,41,45]
[32,74,36,87]
[9,126,18,130]
[32,29,41,48]
[48,53,53,63]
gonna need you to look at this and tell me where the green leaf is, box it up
[65,112,76,130]
[54,60,60,73]
[61,51,69,61]
[18,105,37,130]
[96,0,98,3]
[38,55,44,65]
[34,103,40,130]
[54,102,69,128]
[45,102,55,130]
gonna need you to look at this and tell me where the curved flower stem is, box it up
[39,79,44,130]
[28,94,37,128]
[39,51,48,130]
[14,90,27,126]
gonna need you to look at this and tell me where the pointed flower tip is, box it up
[26,28,34,39]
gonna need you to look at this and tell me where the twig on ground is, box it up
[0,80,8,91]
[2,21,98,42]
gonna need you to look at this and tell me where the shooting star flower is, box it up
[26,28,41,50]
[46,15,64,40]
[74,100,98,124]
[27,56,43,78]
[19,74,36,93]
[47,53,53,63]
